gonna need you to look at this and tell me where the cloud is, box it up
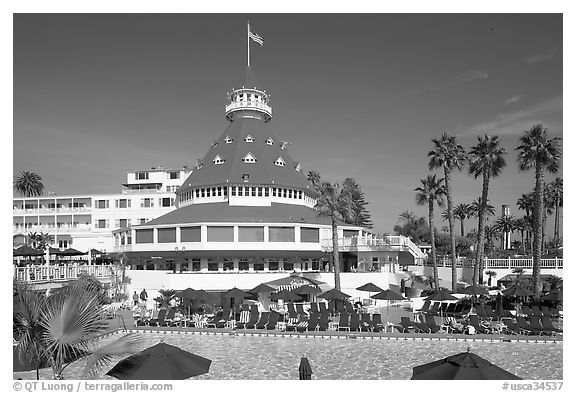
[524,47,560,64]
[406,70,489,95]
[504,95,522,105]
[459,96,562,136]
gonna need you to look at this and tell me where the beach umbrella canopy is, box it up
[462,285,490,296]
[411,349,522,380]
[317,289,351,300]
[292,285,322,295]
[223,287,251,299]
[425,289,458,301]
[13,245,44,257]
[107,342,211,380]
[271,289,302,302]
[298,356,313,380]
[60,248,86,256]
[248,283,276,294]
[502,285,534,297]
[357,282,384,293]
[542,289,563,302]
[177,288,200,300]
[371,290,406,301]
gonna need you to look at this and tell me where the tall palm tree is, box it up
[468,135,507,285]
[517,192,536,254]
[542,183,556,253]
[483,225,501,257]
[14,171,45,197]
[428,132,467,293]
[516,124,562,296]
[415,174,446,290]
[549,177,563,244]
[14,281,141,379]
[453,203,472,237]
[470,197,496,219]
[313,180,354,290]
[494,215,516,250]
[307,170,321,188]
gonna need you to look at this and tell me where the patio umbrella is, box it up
[357,282,384,305]
[371,289,406,323]
[502,285,534,297]
[107,342,211,380]
[223,287,251,299]
[317,288,351,300]
[271,289,302,302]
[13,245,44,257]
[178,288,199,300]
[13,344,88,378]
[292,285,321,295]
[411,348,522,380]
[542,289,563,302]
[60,248,86,256]
[248,283,276,294]
[462,285,489,296]
[298,356,313,380]
[425,289,458,302]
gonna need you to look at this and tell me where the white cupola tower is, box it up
[225,66,272,123]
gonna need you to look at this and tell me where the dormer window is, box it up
[224,136,233,144]
[274,156,286,167]
[243,153,257,163]
[244,134,254,143]
[295,162,302,172]
[266,137,274,145]
[213,155,225,165]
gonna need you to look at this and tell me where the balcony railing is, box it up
[13,207,92,214]
[425,257,563,269]
[13,264,115,283]
[320,235,426,259]
[13,224,93,234]
[225,100,272,116]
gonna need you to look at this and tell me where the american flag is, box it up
[249,29,264,46]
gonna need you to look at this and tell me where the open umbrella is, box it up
[271,289,302,302]
[502,285,534,297]
[371,289,406,324]
[248,283,276,294]
[425,289,457,318]
[411,348,522,380]
[223,287,251,299]
[292,285,321,295]
[60,248,86,256]
[298,356,313,380]
[462,285,489,296]
[317,289,351,300]
[107,342,211,380]
[178,288,199,299]
[13,245,44,257]
[542,289,563,302]
[13,344,88,378]
[357,282,384,305]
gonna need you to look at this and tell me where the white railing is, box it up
[13,224,93,234]
[320,235,426,259]
[121,188,164,194]
[225,100,272,116]
[428,257,563,270]
[13,207,91,214]
[13,264,115,283]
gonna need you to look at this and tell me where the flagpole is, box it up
[247,21,250,67]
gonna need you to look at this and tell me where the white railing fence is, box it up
[426,257,563,270]
[13,264,115,283]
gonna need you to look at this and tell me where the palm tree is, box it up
[516,124,562,296]
[485,270,497,287]
[453,203,472,237]
[542,183,556,253]
[398,210,417,225]
[307,170,321,188]
[470,197,495,219]
[468,135,507,285]
[14,171,45,197]
[313,179,354,290]
[494,215,516,250]
[511,240,522,254]
[512,217,527,254]
[483,225,501,257]
[428,132,467,293]
[13,281,141,379]
[415,174,446,290]
[549,177,563,244]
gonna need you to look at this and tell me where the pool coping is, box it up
[102,326,563,343]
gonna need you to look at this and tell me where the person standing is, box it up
[132,291,139,307]
[140,289,148,304]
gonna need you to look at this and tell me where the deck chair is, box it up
[239,307,260,329]
[468,314,493,334]
[416,300,431,313]
[529,316,555,336]
[427,302,440,316]
[216,306,232,328]
[521,305,533,317]
[448,303,463,317]
[360,313,372,332]
[453,304,472,318]
[550,307,560,319]
[397,316,415,333]
[149,309,167,326]
[319,302,328,314]
[318,312,329,331]
[265,311,280,330]
[475,305,492,321]
[295,303,309,317]
[541,316,563,333]
[235,310,251,328]
[255,312,270,329]
[287,303,298,319]
[349,312,360,332]
[485,305,498,320]
[309,302,320,315]
[371,313,384,333]
[344,301,355,314]
[307,312,320,331]
[514,316,536,335]
[541,306,552,318]
[285,316,300,332]
[205,311,222,328]
[445,303,457,317]
[413,315,430,333]
[443,316,463,333]
[531,306,543,317]
[162,308,177,326]
[337,311,350,331]
[502,318,523,335]
[424,315,442,333]
[296,315,310,332]
[440,302,450,316]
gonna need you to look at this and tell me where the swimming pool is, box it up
[14,332,562,380]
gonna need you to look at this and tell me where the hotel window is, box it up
[244,134,254,143]
[288,189,293,198]
[223,259,234,271]
[127,234,132,244]
[264,188,269,197]
[274,156,286,167]
[238,226,264,242]
[238,260,249,271]
[268,260,279,271]
[207,260,219,271]
[224,136,233,144]
[272,188,276,197]
[258,187,262,197]
[169,171,180,179]
[372,257,379,262]
[96,200,109,209]
[283,189,287,198]
[301,227,320,243]
[223,187,228,196]
[136,172,149,180]
[237,187,242,196]
[283,260,294,271]
[96,219,108,229]
[251,187,256,197]
[299,191,303,199]
[201,189,206,197]
[119,219,128,228]
[141,198,154,208]
[195,189,200,198]
[244,186,250,196]
[158,228,176,243]
[191,259,201,272]
[161,197,173,207]
[269,227,295,242]
[135,229,153,244]
[266,137,274,145]
[206,188,211,197]
[242,153,257,163]
[254,261,264,271]
[181,226,201,242]
[311,258,320,271]
[217,187,222,196]
[207,226,234,242]
[212,187,216,196]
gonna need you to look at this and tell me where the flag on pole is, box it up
[249,28,264,46]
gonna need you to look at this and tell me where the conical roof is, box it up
[179,117,311,190]
[234,66,262,90]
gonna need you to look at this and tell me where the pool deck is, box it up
[103,325,563,343]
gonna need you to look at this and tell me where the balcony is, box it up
[225,100,272,118]
[13,207,91,215]
[425,257,563,270]
[13,224,93,234]
[13,264,115,283]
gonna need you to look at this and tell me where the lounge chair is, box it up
[349,312,360,332]
[309,302,320,315]
[296,316,310,332]
[521,305,533,317]
[416,300,431,314]
[255,312,271,329]
[424,315,442,333]
[426,302,440,316]
[397,316,415,333]
[541,316,562,333]
[337,311,350,331]
[467,314,494,334]
[550,307,560,319]
[205,311,222,328]
[235,309,251,328]
[360,313,372,332]
[162,308,177,326]
[295,304,309,317]
[413,315,430,333]
[285,317,300,332]
[318,312,329,331]
[475,305,492,321]
[216,306,232,328]
[149,309,167,326]
[239,307,260,329]
[485,305,498,320]
[444,303,456,317]
[529,316,555,336]
[453,303,472,318]
[344,301,355,314]
[287,303,298,319]
[502,318,523,335]
[307,312,320,331]
[531,306,543,318]
[371,314,384,333]
[319,302,328,315]
[515,316,540,335]
[265,311,280,330]
[442,316,463,334]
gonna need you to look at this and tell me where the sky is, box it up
[13,13,563,235]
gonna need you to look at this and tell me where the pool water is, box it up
[14,332,563,380]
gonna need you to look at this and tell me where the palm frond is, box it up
[82,333,143,379]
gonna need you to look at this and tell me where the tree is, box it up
[13,281,140,379]
[468,135,507,285]
[515,124,562,296]
[14,171,45,197]
[312,178,354,290]
[342,177,373,228]
[470,197,495,219]
[542,183,556,253]
[511,240,522,254]
[393,214,429,243]
[484,270,497,287]
[494,215,516,250]
[549,177,563,244]
[415,174,446,290]
[428,132,467,292]
[512,217,528,255]
[483,225,501,257]
[453,203,472,237]
[307,171,321,188]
